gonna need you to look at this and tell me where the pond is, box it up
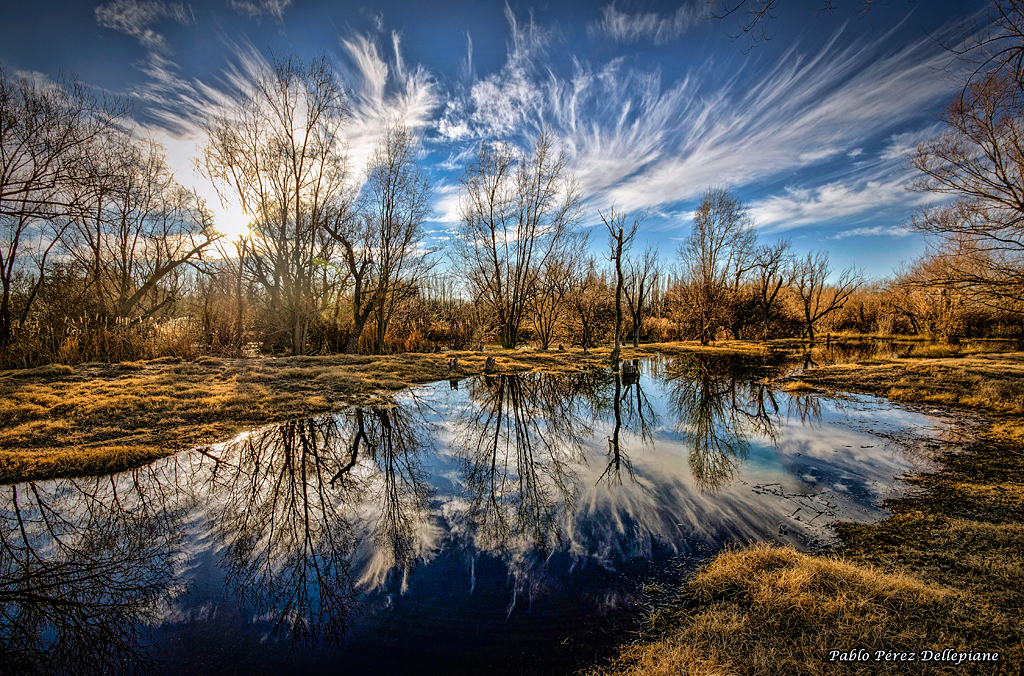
[0,353,965,676]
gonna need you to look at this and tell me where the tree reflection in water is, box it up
[663,353,788,492]
[344,405,434,585]
[454,373,591,558]
[0,467,189,676]
[599,360,657,486]
[196,401,434,644]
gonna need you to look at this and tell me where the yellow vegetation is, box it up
[802,352,1024,416]
[591,544,955,676]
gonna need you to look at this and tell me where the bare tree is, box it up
[945,0,1024,96]
[568,258,612,351]
[202,54,351,355]
[792,249,861,341]
[0,67,128,346]
[909,67,1024,317]
[324,125,432,354]
[66,133,215,319]
[601,207,643,363]
[329,211,375,353]
[678,187,757,345]
[456,132,582,349]
[529,255,577,350]
[360,125,432,354]
[752,239,793,340]
[709,0,878,47]
[209,234,250,349]
[623,245,659,347]
[891,256,971,338]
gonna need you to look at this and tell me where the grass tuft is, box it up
[11,363,74,379]
[590,545,970,676]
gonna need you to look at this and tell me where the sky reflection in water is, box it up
[0,354,961,675]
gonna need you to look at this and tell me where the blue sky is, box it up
[0,0,988,278]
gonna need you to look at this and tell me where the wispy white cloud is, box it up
[431,183,463,224]
[437,4,550,140]
[587,2,702,44]
[438,146,476,172]
[438,14,964,226]
[747,157,935,233]
[460,32,474,84]
[127,31,437,238]
[830,225,913,239]
[340,32,439,177]
[132,30,437,166]
[94,0,194,53]
[879,125,943,161]
[592,30,959,214]
[226,0,291,22]
[752,180,901,231]
[11,68,54,87]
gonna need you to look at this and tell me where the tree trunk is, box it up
[346,306,373,354]
[500,324,517,349]
[0,280,12,348]
[292,316,309,356]
[611,231,624,365]
[375,301,386,354]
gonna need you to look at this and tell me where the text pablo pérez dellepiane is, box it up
[828,649,999,665]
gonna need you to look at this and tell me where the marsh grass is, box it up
[801,352,1024,416]
[10,363,75,379]
[591,544,962,676]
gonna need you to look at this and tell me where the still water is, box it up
[0,354,963,676]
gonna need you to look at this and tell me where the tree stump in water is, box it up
[483,356,496,373]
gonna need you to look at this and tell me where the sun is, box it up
[212,203,252,241]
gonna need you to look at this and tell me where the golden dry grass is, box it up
[801,352,1024,416]
[781,379,817,392]
[591,544,958,676]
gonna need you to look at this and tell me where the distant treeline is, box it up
[3,6,1023,368]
